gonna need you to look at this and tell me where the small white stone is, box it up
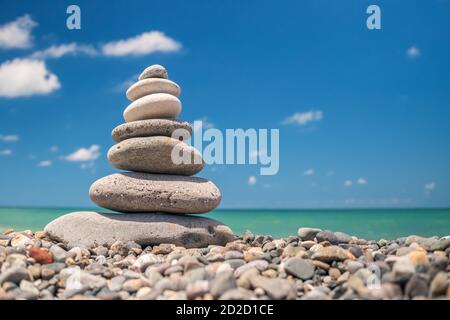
[126,78,180,101]
[139,64,168,80]
[123,93,181,122]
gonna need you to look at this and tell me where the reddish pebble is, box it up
[28,247,54,264]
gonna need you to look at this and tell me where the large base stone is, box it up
[44,211,235,249]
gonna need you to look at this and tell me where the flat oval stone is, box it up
[44,211,234,249]
[123,93,181,122]
[112,119,192,142]
[89,172,221,214]
[139,64,168,80]
[108,136,203,175]
[126,78,180,101]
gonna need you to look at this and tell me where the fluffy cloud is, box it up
[30,43,97,59]
[0,134,19,142]
[64,145,100,162]
[50,145,59,153]
[283,110,323,126]
[344,180,353,187]
[248,176,257,185]
[0,149,12,156]
[357,177,368,185]
[0,58,60,98]
[30,32,181,59]
[407,46,420,58]
[424,182,435,191]
[0,15,37,49]
[101,31,181,57]
[37,160,52,167]
[303,169,315,176]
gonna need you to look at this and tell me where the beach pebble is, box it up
[392,257,415,283]
[122,279,145,293]
[186,280,209,299]
[225,251,244,260]
[108,136,204,176]
[312,246,350,263]
[349,246,363,258]
[334,232,353,244]
[234,260,269,278]
[284,257,315,280]
[10,234,32,248]
[49,245,68,263]
[0,267,30,285]
[242,230,255,243]
[19,280,39,297]
[249,275,296,300]
[132,254,162,272]
[139,64,168,80]
[429,238,450,251]
[429,272,448,297]
[28,247,53,264]
[123,93,181,122]
[346,261,364,274]
[89,172,221,214]
[112,119,192,143]
[316,230,339,245]
[219,288,255,300]
[297,227,322,241]
[210,270,236,298]
[405,274,429,298]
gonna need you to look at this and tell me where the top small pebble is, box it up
[139,64,168,80]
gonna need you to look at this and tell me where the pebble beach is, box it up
[1,227,449,300]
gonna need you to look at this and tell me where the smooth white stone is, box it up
[126,78,181,101]
[123,93,181,122]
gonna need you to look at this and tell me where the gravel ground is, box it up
[0,228,449,300]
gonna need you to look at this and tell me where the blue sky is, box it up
[0,0,449,208]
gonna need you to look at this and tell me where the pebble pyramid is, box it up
[90,65,221,214]
[44,65,234,248]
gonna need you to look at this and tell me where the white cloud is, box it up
[101,31,181,57]
[81,162,93,169]
[50,145,59,153]
[0,149,12,156]
[407,46,420,58]
[357,177,368,185]
[0,15,37,49]
[283,110,323,126]
[303,168,315,176]
[64,145,100,162]
[37,160,52,167]
[30,43,97,59]
[248,176,257,186]
[424,182,435,191]
[0,134,19,142]
[344,180,353,187]
[0,58,60,98]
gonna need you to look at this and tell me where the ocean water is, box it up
[0,207,449,240]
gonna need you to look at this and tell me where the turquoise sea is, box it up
[1,207,450,240]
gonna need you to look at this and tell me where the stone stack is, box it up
[45,65,234,248]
